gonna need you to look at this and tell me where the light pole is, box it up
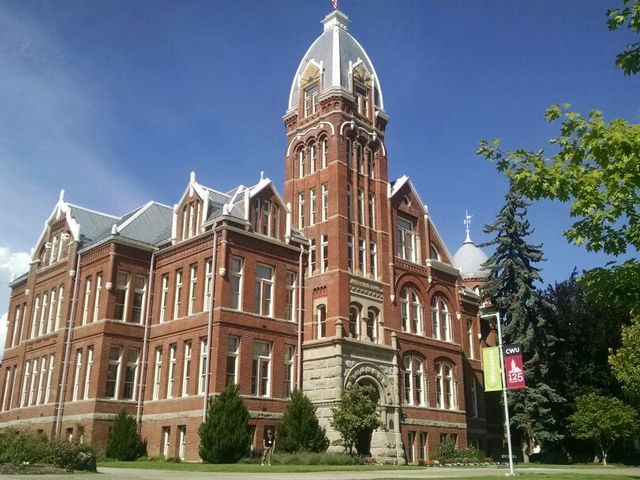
[480,311,515,477]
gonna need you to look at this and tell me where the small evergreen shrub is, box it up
[198,383,251,463]
[277,390,328,453]
[106,409,146,461]
[434,438,484,464]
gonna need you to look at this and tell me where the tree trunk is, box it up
[602,449,608,467]
[521,440,529,464]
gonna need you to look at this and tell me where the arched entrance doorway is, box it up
[354,377,380,455]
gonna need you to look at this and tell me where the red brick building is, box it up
[0,8,496,463]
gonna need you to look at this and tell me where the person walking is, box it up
[261,428,275,466]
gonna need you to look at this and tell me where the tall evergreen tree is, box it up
[276,390,328,453]
[198,383,251,463]
[106,409,145,461]
[482,188,563,462]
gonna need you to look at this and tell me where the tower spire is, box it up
[464,210,473,243]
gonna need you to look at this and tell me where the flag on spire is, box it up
[332,0,338,11]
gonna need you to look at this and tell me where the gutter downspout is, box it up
[296,247,305,389]
[136,249,156,427]
[202,226,219,420]
[55,247,82,439]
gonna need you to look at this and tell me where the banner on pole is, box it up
[482,346,502,391]
[503,344,526,389]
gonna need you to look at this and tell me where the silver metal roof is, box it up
[288,10,383,112]
[453,240,489,280]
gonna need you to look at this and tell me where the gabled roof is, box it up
[388,175,427,211]
[117,201,173,246]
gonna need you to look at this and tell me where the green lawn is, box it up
[380,477,639,480]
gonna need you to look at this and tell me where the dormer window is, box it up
[430,243,441,261]
[304,83,319,117]
[354,82,368,116]
[251,198,279,238]
[397,216,416,262]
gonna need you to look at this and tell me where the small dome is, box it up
[288,10,384,112]
[454,239,489,280]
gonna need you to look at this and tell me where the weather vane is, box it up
[464,210,473,242]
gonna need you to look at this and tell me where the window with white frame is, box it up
[435,361,457,410]
[418,432,427,463]
[115,272,130,321]
[284,345,294,397]
[369,242,377,279]
[28,358,38,405]
[354,82,369,116]
[173,270,183,319]
[347,234,354,272]
[310,143,317,173]
[298,149,305,178]
[31,296,40,338]
[226,336,239,386]
[321,184,328,221]
[304,83,318,117]
[431,296,452,342]
[82,277,91,325]
[358,239,366,273]
[39,292,49,336]
[105,347,121,399]
[368,151,375,179]
[12,305,21,347]
[230,257,243,310]
[182,341,191,397]
[198,338,208,395]
[321,234,328,272]
[251,341,271,397]
[167,344,177,399]
[309,239,316,275]
[152,347,162,400]
[123,348,139,400]
[298,192,305,229]
[2,367,11,411]
[368,193,375,229]
[37,355,46,404]
[316,304,327,339]
[349,305,360,339]
[285,271,296,321]
[131,275,147,324]
[93,273,102,323]
[407,430,415,464]
[430,242,441,261]
[50,234,59,265]
[47,288,56,333]
[357,188,364,224]
[400,286,423,335]
[403,356,426,406]
[55,285,64,330]
[83,348,92,400]
[396,217,416,262]
[160,274,169,323]
[45,356,54,403]
[255,264,274,317]
[356,142,364,174]
[21,361,30,407]
[72,349,82,401]
[366,308,378,342]
[309,188,316,225]
[162,426,171,459]
[188,264,198,315]
[321,138,328,168]
[204,259,213,311]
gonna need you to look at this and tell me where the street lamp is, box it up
[480,311,515,477]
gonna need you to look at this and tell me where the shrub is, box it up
[0,428,96,471]
[198,383,251,463]
[239,451,365,465]
[277,390,328,453]
[106,409,146,461]
[434,438,483,464]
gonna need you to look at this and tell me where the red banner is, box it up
[503,344,525,390]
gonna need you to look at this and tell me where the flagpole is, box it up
[481,312,515,476]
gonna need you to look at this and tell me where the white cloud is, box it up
[0,246,30,361]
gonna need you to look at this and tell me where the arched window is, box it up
[349,304,360,339]
[403,355,426,406]
[366,308,378,342]
[429,243,441,261]
[400,286,423,335]
[298,148,305,178]
[367,150,375,179]
[316,304,327,339]
[431,296,451,342]
[357,143,364,174]
[321,138,328,168]
[435,361,457,410]
[309,143,317,173]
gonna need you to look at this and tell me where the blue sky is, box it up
[0,0,638,351]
